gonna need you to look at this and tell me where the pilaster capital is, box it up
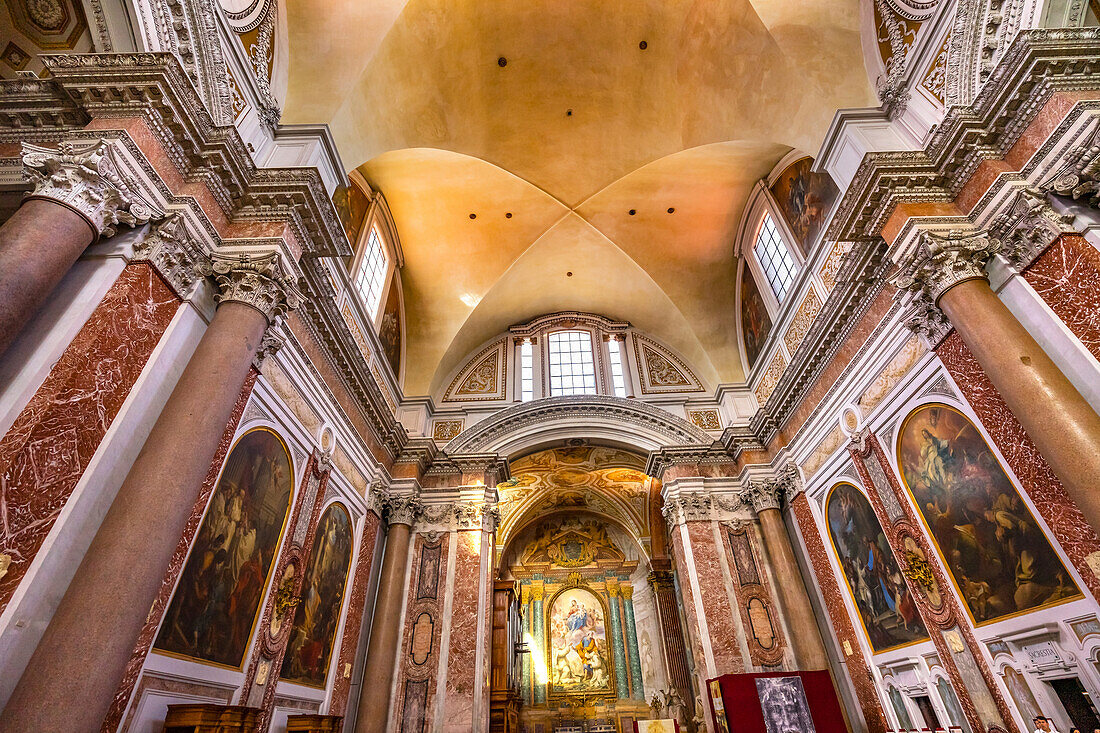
[210,251,302,324]
[892,230,1000,304]
[646,569,674,591]
[991,188,1078,272]
[131,213,210,297]
[22,140,158,239]
[899,291,953,349]
[1045,119,1100,209]
[365,482,387,519]
[660,492,712,529]
[383,494,422,527]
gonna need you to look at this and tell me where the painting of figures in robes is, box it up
[155,427,293,667]
[827,482,928,652]
[281,503,353,687]
[769,156,839,251]
[740,264,773,370]
[548,587,612,695]
[898,403,1080,624]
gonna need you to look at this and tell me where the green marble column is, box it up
[622,586,645,700]
[533,586,547,704]
[522,585,532,705]
[607,587,630,700]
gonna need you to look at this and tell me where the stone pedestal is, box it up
[163,704,260,733]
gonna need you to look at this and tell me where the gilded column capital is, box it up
[607,581,621,598]
[22,140,158,240]
[622,585,634,600]
[892,230,1000,304]
[530,585,544,602]
[210,251,302,324]
[646,569,674,591]
[383,494,422,527]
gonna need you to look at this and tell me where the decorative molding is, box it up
[1045,119,1100,209]
[22,140,159,239]
[431,418,464,443]
[783,288,823,354]
[443,338,507,402]
[687,409,721,432]
[130,212,209,297]
[991,188,1078,272]
[921,374,957,399]
[633,334,704,394]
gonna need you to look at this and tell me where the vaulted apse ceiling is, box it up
[282,0,876,395]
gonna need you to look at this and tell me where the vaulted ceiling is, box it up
[282,0,877,395]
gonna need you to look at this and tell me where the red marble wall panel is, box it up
[1024,234,1100,361]
[393,534,449,731]
[0,262,180,613]
[103,368,259,733]
[329,512,382,718]
[669,525,709,685]
[790,495,888,733]
[684,521,745,676]
[443,531,483,731]
[937,331,1100,602]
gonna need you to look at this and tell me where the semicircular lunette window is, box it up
[897,403,1080,625]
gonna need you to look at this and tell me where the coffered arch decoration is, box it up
[444,395,713,456]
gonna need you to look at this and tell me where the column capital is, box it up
[365,482,387,519]
[383,494,422,527]
[131,213,210,297]
[646,568,674,591]
[893,230,1000,304]
[622,584,634,600]
[22,140,158,240]
[210,251,302,324]
[743,479,782,513]
[991,187,1078,272]
[1045,118,1100,209]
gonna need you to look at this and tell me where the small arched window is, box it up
[353,225,389,317]
[752,214,798,302]
[547,330,597,396]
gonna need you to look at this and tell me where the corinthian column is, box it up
[895,230,1100,538]
[746,470,829,670]
[354,494,421,733]
[0,141,155,357]
[0,252,298,731]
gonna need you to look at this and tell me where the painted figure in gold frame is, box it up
[155,427,293,668]
[897,403,1079,624]
[547,587,613,696]
[280,503,354,687]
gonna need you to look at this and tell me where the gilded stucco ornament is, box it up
[22,140,158,239]
[211,251,302,324]
[384,495,423,527]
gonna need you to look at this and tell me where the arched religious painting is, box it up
[740,263,772,370]
[547,587,613,697]
[826,483,928,653]
[280,502,353,687]
[155,427,293,668]
[898,403,1080,624]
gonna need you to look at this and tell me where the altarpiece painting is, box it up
[827,482,928,652]
[548,587,613,696]
[155,427,293,667]
[898,403,1080,624]
[281,502,354,687]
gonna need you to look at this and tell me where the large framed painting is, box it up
[155,427,294,668]
[547,587,613,697]
[740,263,773,370]
[768,157,839,251]
[331,181,369,247]
[280,503,354,687]
[378,272,402,377]
[826,483,929,653]
[897,403,1080,624]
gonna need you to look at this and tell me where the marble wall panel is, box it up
[442,530,484,732]
[393,534,448,732]
[0,263,179,614]
[790,494,889,733]
[685,521,745,676]
[937,332,1100,603]
[329,512,382,717]
[669,526,710,690]
[1025,234,1100,361]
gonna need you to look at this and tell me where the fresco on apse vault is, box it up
[281,502,353,687]
[898,403,1080,624]
[548,587,613,696]
[827,482,928,653]
[155,427,293,668]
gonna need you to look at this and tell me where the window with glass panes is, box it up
[607,337,627,397]
[753,214,798,302]
[519,339,534,402]
[547,330,597,396]
[353,226,388,315]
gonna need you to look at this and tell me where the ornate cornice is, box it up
[893,230,1000,304]
[22,140,158,239]
[644,444,733,481]
[211,251,302,324]
[424,452,509,487]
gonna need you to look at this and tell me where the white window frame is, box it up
[604,334,629,398]
[545,329,599,397]
[752,213,799,303]
[351,223,390,321]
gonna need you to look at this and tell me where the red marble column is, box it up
[329,511,383,718]
[789,495,889,733]
[102,368,259,732]
[0,262,180,613]
[0,258,291,730]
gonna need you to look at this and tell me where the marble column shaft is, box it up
[0,298,271,731]
[533,591,546,704]
[607,588,630,699]
[648,561,694,717]
[622,591,645,700]
[757,507,829,670]
[521,588,532,705]
[354,518,413,733]
[938,277,1100,539]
